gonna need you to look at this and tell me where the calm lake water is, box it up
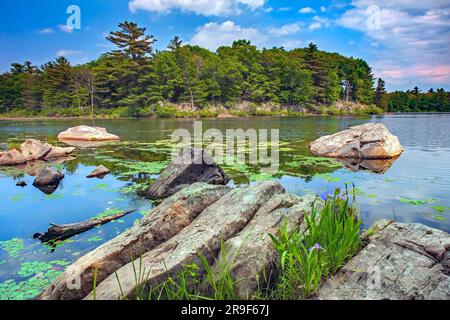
[1,114,449,299]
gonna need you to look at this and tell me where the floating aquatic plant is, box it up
[399,198,435,205]
[8,194,25,202]
[0,238,25,258]
[87,236,103,242]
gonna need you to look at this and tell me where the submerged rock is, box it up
[58,125,120,142]
[144,148,229,200]
[16,180,27,187]
[20,139,52,161]
[0,149,26,165]
[86,165,110,179]
[310,123,403,159]
[33,167,64,187]
[315,220,450,300]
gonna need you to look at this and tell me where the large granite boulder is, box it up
[0,149,26,165]
[310,123,403,159]
[144,148,229,200]
[58,125,120,142]
[20,139,53,161]
[315,220,450,300]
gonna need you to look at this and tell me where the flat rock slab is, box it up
[85,181,285,300]
[316,221,450,300]
[39,183,230,300]
[20,139,52,161]
[310,123,403,159]
[58,125,120,142]
[0,149,26,165]
[144,148,229,200]
[209,193,320,299]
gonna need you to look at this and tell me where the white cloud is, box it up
[59,25,74,33]
[337,0,450,88]
[269,22,302,36]
[264,7,273,13]
[128,0,265,16]
[56,50,83,57]
[278,7,292,12]
[189,21,266,50]
[281,39,302,49]
[38,28,54,34]
[308,22,322,31]
[299,7,316,14]
[320,6,327,13]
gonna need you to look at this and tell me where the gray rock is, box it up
[39,183,231,300]
[0,149,26,165]
[208,193,320,299]
[310,123,403,159]
[33,167,64,187]
[144,148,229,200]
[85,181,285,300]
[315,221,450,300]
[86,165,110,178]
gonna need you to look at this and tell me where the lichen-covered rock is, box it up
[144,148,229,200]
[315,221,450,300]
[310,123,403,159]
[20,139,53,161]
[39,183,231,300]
[58,125,120,142]
[0,149,26,165]
[85,181,285,300]
[208,193,320,299]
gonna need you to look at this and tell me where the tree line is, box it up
[0,21,448,117]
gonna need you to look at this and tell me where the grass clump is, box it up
[269,188,361,299]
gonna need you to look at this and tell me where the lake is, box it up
[1,114,449,299]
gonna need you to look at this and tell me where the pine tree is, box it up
[107,21,156,60]
[375,78,387,110]
[167,36,183,51]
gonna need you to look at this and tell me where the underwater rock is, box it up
[58,125,120,142]
[315,221,450,300]
[33,167,64,187]
[86,165,110,179]
[338,157,399,174]
[310,123,403,159]
[85,181,285,300]
[39,183,231,300]
[144,148,229,200]
[0,149,26,165]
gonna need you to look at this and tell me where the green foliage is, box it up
[386,88,450,112]
[269,188,361,299]
[0,22,381,117]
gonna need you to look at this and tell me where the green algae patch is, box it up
[288,156,343,169]
[120,161,169,176]
[399,198,435,205]
[44,194,64,200]
[120,182,148,194]
[94,207,123,219]
[432,206,450,213]
[9,194,25,202]
[315,173,341,183]
[87,236,103,242]
[0,238,25,258]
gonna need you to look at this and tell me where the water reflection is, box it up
[338,157,400,174]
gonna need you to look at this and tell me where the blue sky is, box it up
[1,0,449,91]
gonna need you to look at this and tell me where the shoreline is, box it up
[1,112,449,121]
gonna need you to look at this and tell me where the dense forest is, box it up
[0,22,448,118]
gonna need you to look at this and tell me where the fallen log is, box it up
[33,209,136,243]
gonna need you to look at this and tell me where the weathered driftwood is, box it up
[33,210,136,243]
[85,181,285,300]
[144,148,229,200]
[315,220,450,300]
[39,183,230,300]
[205,193,320,299]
